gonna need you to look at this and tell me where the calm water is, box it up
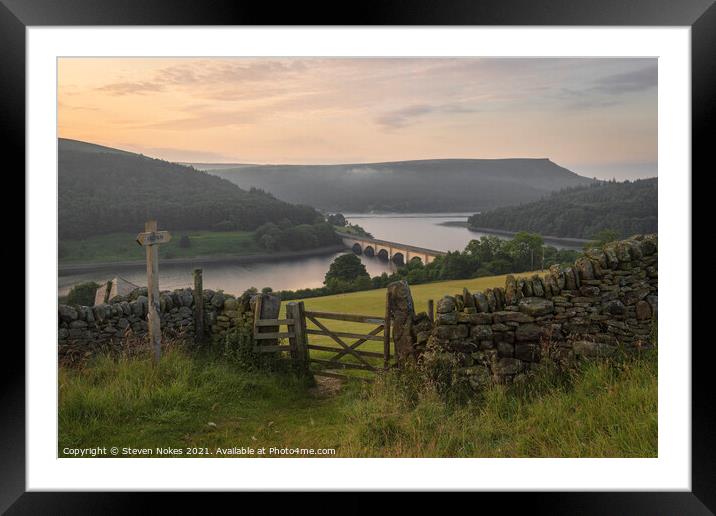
[58,214,580,296]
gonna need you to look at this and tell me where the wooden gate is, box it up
[251,293,393,380]
[304,305,390,379]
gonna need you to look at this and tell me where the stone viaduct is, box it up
[335,231,447,265]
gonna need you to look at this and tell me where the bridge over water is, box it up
[335,231,447,265]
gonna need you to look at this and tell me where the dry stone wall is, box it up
[396,234,657,387]
[58,287,254,347]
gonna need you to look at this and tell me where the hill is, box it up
[59,138,135,156]
[58,139,320,239]
[467,178,657,239]
[199,158,595,213]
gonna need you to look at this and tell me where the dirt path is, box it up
[309,376,344,398]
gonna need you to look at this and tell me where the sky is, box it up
[58,57,657,180]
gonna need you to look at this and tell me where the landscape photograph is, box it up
[57,57,658,459]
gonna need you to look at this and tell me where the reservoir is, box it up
[58,214,582,297]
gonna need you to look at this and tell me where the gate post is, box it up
[287,302,299,361]
[297,302,310,371]
[383,290,391,369]
[287,301,309,372]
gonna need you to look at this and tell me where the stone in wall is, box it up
[387,280,417,362]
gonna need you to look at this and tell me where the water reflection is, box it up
[58,251,397,297]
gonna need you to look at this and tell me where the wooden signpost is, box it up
[136,220,171,363]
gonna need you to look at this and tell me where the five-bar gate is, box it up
[252,293,393,380]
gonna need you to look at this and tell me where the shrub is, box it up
[218,315,289,374]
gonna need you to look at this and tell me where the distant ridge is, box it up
[203,158,596,213]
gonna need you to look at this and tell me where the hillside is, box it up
[58,139,320,239]
[467,178,657,239]
[199,158,595,213]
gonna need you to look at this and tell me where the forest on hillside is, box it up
[58,149,321,239]
[467,178,657,239]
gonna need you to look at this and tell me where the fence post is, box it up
[295,301,310,372]
[252,295,263,351]
[286,301,310,372]
[253,293,281,351]
[193,268,204,345]
[287,302,299,361]
[427,299,434,323]
[383,290,391,370]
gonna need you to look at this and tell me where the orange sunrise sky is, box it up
[58,57,657,180]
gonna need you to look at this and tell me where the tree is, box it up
[586,229,619,249]
[326,213,347,226]
[504,232,544,271]
[439,251,477,280]
[324,254,370,285]
[465,235,505,263]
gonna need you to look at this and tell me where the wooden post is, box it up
[383,290,391,370]
[193,268,204,345]
[427,299,434,323]
[135,220,171,364]
[145,220,161,364]
[252,294,263,350]
[253,293,281,350]
[297,301,310,370]
[287,301,309,372]
[287,302,299,361]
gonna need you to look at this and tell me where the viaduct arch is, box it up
[336,232,446,265]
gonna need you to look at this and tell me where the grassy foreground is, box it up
[59,345,657,458]
[59,230,262,264]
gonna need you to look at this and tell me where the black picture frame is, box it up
[3,0,711,512]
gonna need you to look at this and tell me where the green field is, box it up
[59,230,262,264]
[299,272,545,371]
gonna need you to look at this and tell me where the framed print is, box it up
[4,0,712,511]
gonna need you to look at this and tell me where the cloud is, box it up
[375,104,434,128]
[592,65,657,95]
[559,88,621,110]
[96,81,165,95]
[557,64,657,110]
[375,103,478,129]
[139,110,256,130]
[96,59,310,98]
